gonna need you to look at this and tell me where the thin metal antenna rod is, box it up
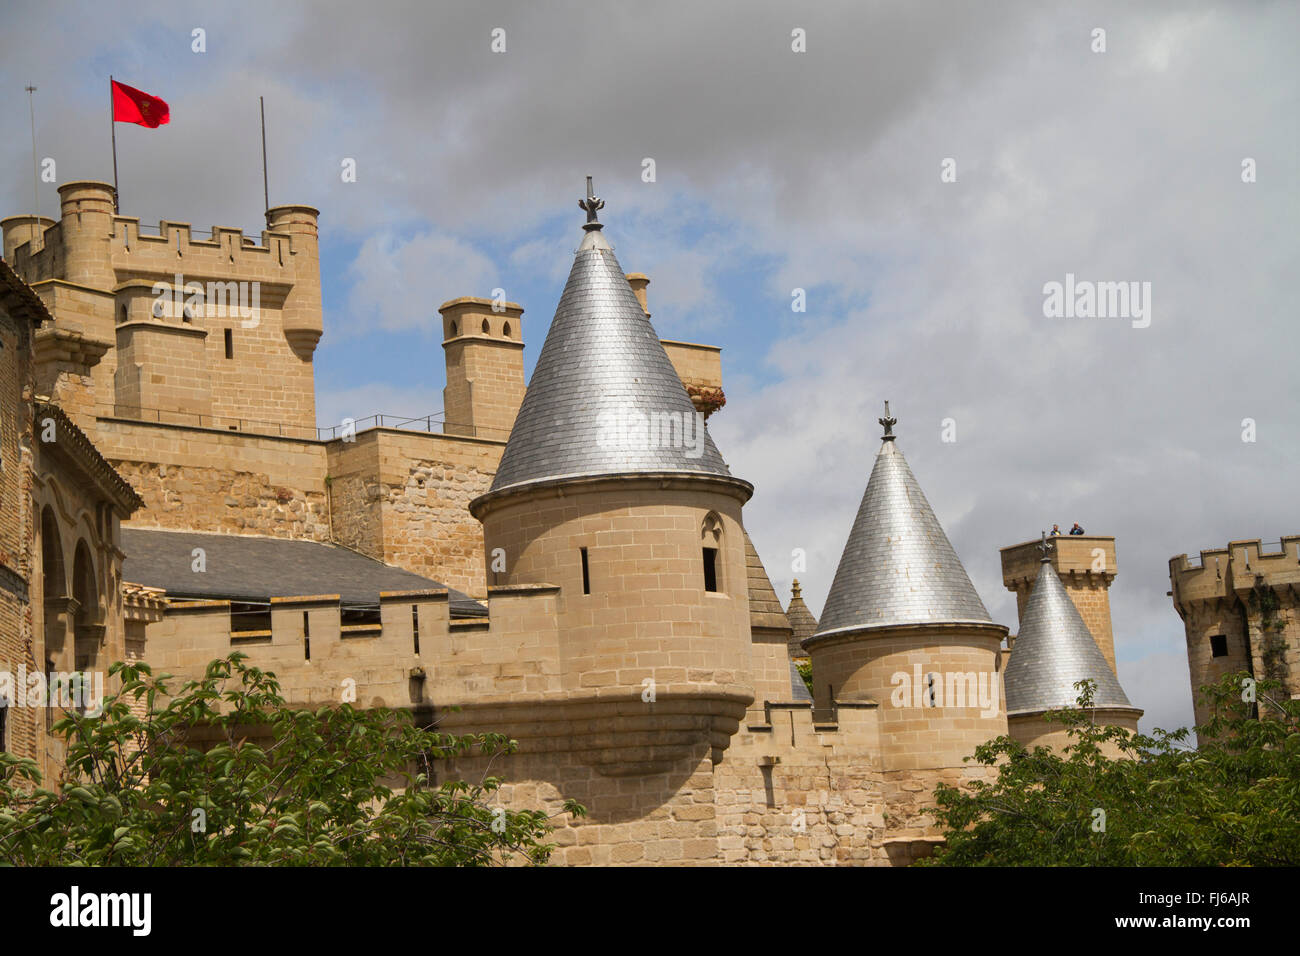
[260,96,269,213]
[25,84,40,249]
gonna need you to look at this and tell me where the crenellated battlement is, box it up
[3,182,323,439]
[1170,535,1300,608]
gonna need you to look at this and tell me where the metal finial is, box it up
[1038,531,1054,563]
[578,175,605,231]
[878,400,897,441]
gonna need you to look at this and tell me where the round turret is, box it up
[469,180,756,771]
[265,204,322,356]
[55,182,117,288]
[805,407,1009,773]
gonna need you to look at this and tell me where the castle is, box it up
[0,177,1158,864]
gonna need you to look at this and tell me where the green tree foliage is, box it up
[923,676,1300,866]
[0,655,584,865]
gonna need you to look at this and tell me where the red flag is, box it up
[112,80,170,128]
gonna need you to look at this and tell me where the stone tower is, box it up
[803,405,1008,847]
[1001,533,1118,674]
[1169,536,1300,731]
[1003,536,1141,751]
[469,179,756,775]
[1,181,324,436]
[439,296,526,441]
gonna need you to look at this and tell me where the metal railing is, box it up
[316,413,446,441]
[1177,540,1292,570]
[105,404,316,440]
[315,413,510,442]
[102,403,510,443]
[130,223,251,240]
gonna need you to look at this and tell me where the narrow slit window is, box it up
[580,547,591,594]
[1210,634,1228,658]
[0,700,7,752]
[303,611,311,660]
[703,547,719,592]
[224,328,234,359]
[412,604,421,655]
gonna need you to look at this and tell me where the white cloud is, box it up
[345,231,499,332]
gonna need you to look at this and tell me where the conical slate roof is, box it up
[489,188,733,495]
[814,417,991,638]
[786,580,818,658]
[1004,557,1134,714]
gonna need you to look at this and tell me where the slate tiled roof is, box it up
[1003,558,1134,714]
[745,530,793,634]
[789,661,813,702]
[814,436,991,639]
[120,529,487,617]
[488,217,734,495]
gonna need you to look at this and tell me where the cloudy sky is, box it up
[3,1,1296,735]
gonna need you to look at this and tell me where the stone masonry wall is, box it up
[0,304,39,765]
[716,703,890,864]
[97,418,329,539]
[326,429,505,599]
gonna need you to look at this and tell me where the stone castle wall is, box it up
[97,418,331,540]
[327,429,505,600]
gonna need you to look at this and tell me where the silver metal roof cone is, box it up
[1004,555,1134,714]
[488,178,735,495]
[814,405,993,638]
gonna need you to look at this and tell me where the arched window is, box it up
[481,318,490,334]
[701,512,723,593]
[72,541,99,674]
[41,508,67,673]
[40,507,65,602]
[72,542,97,627]
[503,321,511,338]
[449,320,458,337]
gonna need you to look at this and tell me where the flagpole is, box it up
[109,75,119,213]
[259,95,269,213]
[25,84,40,250]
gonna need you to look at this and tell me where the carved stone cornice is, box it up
[34,401,144,515]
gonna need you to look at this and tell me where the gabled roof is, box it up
[0,258,51,326]
[120,529,487,617]
[814,428,991,639]
[1003,557,1135,714]
[488,195,736,495]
